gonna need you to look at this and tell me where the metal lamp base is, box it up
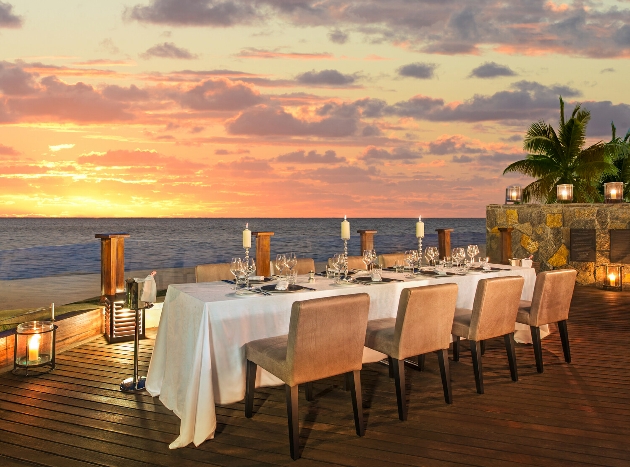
[120,375,146,392]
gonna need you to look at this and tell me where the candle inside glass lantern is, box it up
[603,264,623,291]
[505,185,522,204]
[557,184,573,202]
[604,182,624,203]
[608,272,617,287]
[28,334,40,363]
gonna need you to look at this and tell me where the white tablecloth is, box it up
[146,266,538,449]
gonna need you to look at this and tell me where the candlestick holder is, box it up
[417,237,423,265]
[244,247,250,264]
[343,238,349,279]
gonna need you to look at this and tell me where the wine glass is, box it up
[230,258,241,282]
[362,250,371,270]
[286,252,297,272]
[467,244,479,264]
[426,246,438,266]
[275,254,286,276]
[452,247,465,267]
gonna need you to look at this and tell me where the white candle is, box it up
[51,302,54,321]
[416,216,424,238]
[611,189,617,199]
[28,334,41,363]
[243,223,251,248]
[561,189,567,199]
[341,215,351,240]
[608,273,617,287]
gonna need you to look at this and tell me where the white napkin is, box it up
[370,271,382,282]
[521,259,533,268]
[136,274,157,303]
[250,275,265,281]
[275,279,289,291]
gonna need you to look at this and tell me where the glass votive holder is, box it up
[557,184,573,202]
[13,320,57,376]
[505,185,522,204]
[603,264,623,291]
[604,182,624,203]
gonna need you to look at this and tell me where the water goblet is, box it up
[452,247,465,267]
[275,254,286,276]
[362,250,371,271]
[467,244,479,264]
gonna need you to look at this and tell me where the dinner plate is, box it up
[331,280,361,287]
[354,277,399,284]
[230,290,260,298]
[261,284,307,293]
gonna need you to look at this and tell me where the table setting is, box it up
[145,216,541,450]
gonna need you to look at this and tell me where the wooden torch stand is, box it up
[436,229,453,260]
[252,231,274,277]
[357,230,377,253]
[498,227,514,265]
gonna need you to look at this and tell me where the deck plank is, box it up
[0,286,628,466]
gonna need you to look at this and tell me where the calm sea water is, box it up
[0,218,486,280]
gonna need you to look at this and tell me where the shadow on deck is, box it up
[0,286,628,466]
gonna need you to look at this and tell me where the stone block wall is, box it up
[486,203,630,287]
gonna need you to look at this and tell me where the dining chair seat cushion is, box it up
[246,335,291,383]
[451,308,473,339]
[364,318,397,357]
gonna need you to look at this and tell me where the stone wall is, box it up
[486,203,630,287]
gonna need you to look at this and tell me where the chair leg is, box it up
[452,335,460,362]
[437,349,452,404]
[245,360,256,418]
[417,354,425,372]
[305,382,314,401]
[558,320,571,364]
[530,326,544,373]
[387,356,394,378]
[285,384,300,460]
[470,340,484,394]
[346,371,365,436]
[391,358,407,421]
[504,332,518,382]
[480,340,486,356]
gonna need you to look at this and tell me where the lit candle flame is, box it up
[611,189,617,198]
[245,222,248,229]
[28,334,41,362]
[561,189,567,198]
[608,273,617,286]
[418,215,421,221]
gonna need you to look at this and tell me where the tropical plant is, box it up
[503,97,617,203]
[600,122,630,201]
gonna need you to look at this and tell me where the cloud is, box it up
[102,84,150,101]
[77,149,206,172]
[226,105,358,137]
[49,144,75,152]
[358,146,423,162]
[328,29,348,44]
[297,165,379,184]
[214,148,250,155]
[397,62,437,79]
[469,62,516,78]
[428,135,485,155]
[7,76,133,123]
[295,69,357,86]
[601,68,615,74]
[0,61,38,95]
[237,48,333,60]
[140,42,199,60]
[214,156,274,175]
[277,149,345,163]
[74,59,135,66]
[99,38,120,55]
[0,1,22,28]
[126,0,259,26]
[0,144,19,155]
[178,78,263,111]
[452,155,473,163]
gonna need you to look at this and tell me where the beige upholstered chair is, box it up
[517,269,576,372]
[451,276,524,394]
[271,257,316,275]
[195,263,233,282]
[364,284,458,420]
[327,255,367,270]
[244,293,370,460]
[378,253,406,268]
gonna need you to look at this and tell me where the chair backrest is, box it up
[327,256,367,270]
[378,253,406,268]
[529,269,577,326]
[195,263,233,282]
[286,293,370,386]
[271,258,315,275]
[394,283,458,359]
[469,276,524,341]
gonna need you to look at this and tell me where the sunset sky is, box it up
[2,0,630,217]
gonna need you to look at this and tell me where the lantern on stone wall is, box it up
[505,185,522,204]
[604,182,624,203]
[13,321,57,376]
[557,184,573,202]
[603,264,623,292]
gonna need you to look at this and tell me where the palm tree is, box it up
[601,122,630,201]
[503,97,616,203]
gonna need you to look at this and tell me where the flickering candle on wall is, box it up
[341,216,351,240]
[28,334,41,363]
[243,223,251,248]
[608,273,617,287]
[416,216,425,238]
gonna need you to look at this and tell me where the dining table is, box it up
[146,264,539,449]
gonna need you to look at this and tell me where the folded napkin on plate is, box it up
[275,279,289,291]
[249,275,265,281]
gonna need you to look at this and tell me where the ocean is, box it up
[0,218,486,280]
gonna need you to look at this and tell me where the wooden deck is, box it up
[0,286,628,466]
